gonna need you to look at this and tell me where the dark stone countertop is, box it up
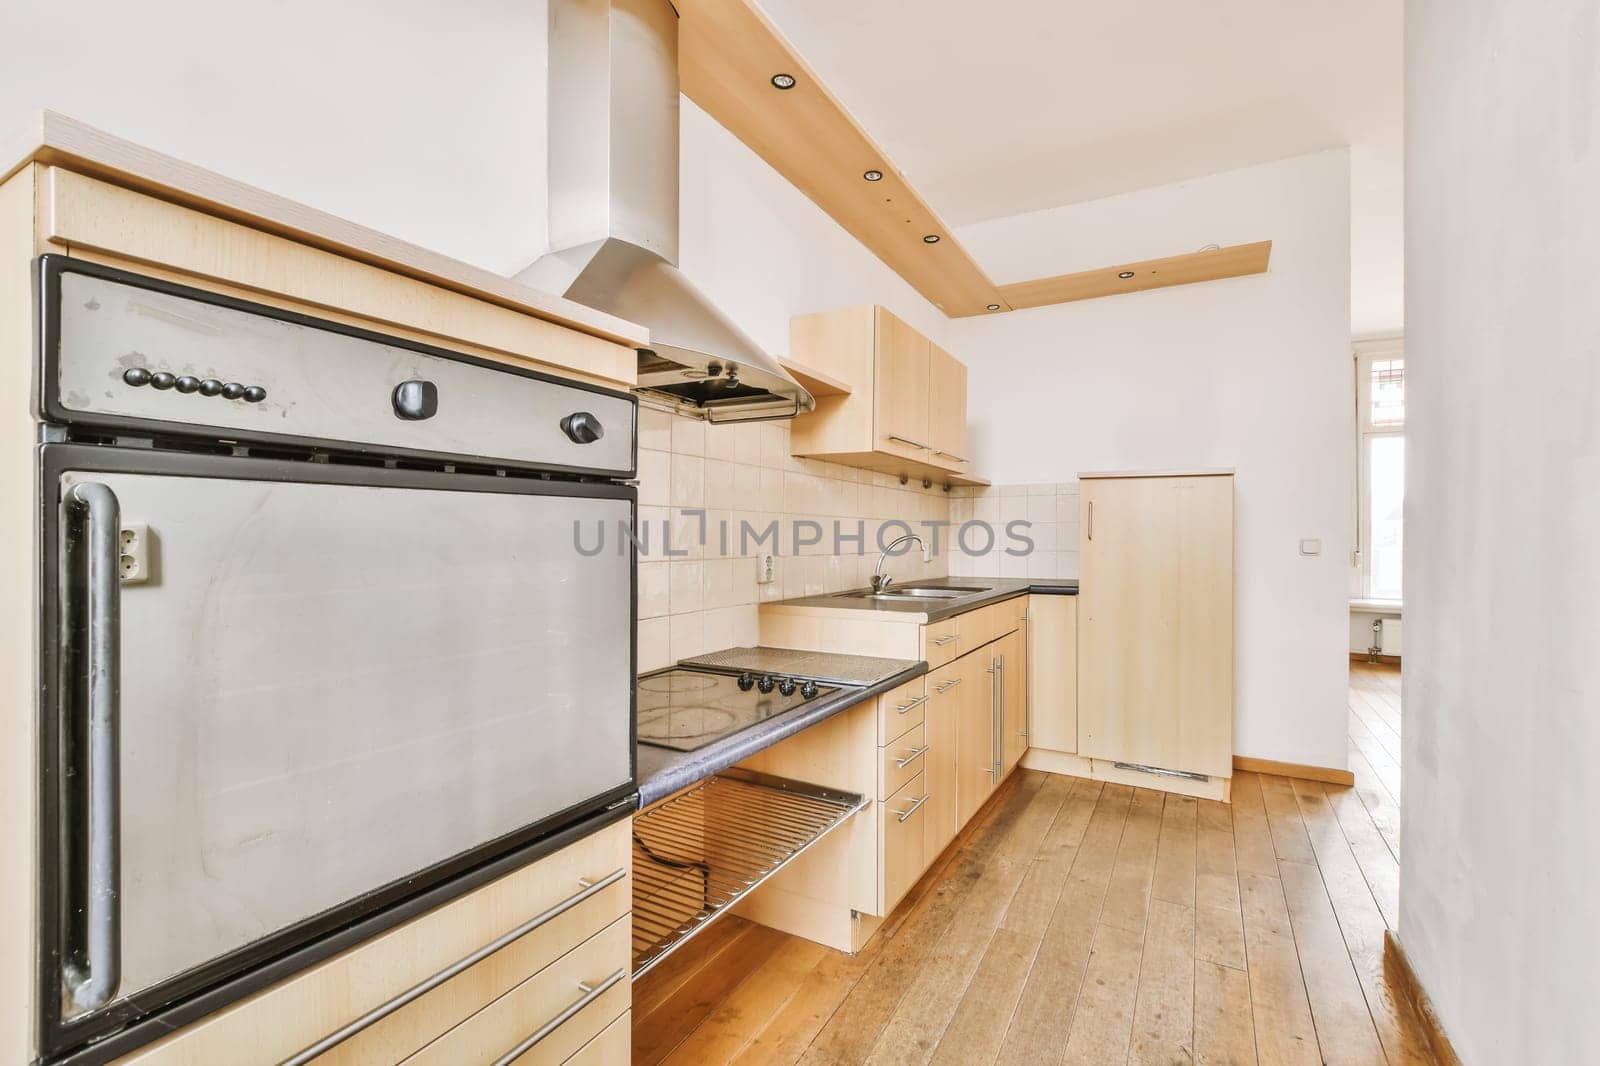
[635,656,926,808]
[769,576,1078,623]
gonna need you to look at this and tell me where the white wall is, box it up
[0,0,552,275]
[0,1,947,354]
[1403,2,1600,1062]
[950,150,1353,770]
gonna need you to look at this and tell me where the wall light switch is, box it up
[1299,538,1322,557]
[757,552,775,584]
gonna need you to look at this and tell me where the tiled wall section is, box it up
[635,406,952,671]
[948,482,1082,580]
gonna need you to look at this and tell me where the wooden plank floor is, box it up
[633,662,1430,1065]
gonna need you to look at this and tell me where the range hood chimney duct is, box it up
[518,0,814,422]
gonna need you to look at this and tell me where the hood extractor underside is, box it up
[517,0,813,422]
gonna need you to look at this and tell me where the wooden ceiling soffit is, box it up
[677,0,1011,317]
[998,241,1273,310]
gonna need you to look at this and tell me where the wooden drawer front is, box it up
[880,720,929,800]
[564,1010,630,1065]
[878,676,927,744]
[923,618,961,667]
[403,916,630,1065]
[880,773,929,915]
[115,821,630,1066]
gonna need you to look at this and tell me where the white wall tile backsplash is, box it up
[948,481,1081,580]
[633,406,953,671]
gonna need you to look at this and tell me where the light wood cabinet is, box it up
[955,651,997,826]
[922,663,961,861]
[879,772,928,914]
[112,819,632,1065]
[874,309,930,457]
[1000,627,1027,776]
[1078,472,1234,779]
[926,342,969,466]
[789,305,983,485]
[1027,595,1079,754]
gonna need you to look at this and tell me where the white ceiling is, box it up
[756,0,1403,336]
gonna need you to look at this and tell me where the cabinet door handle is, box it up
[887,435,931,451]
[1087,500,1094,541]
[491,968,628,1066]
[281,869,627,1064]
[932,634,957,646]
[894,794,930,822]
[934,677,962,693]
[895,694,928,714]
[995,654,1006,776]
[931,450,969,463]
[895,744,930,769]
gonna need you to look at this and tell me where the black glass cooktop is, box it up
[636,667,840,752]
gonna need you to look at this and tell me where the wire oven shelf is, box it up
[630,770,867,979]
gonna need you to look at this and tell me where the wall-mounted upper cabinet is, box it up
[788,306,985,486]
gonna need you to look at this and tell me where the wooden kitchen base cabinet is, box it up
[112,819,632,1065]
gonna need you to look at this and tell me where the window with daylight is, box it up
[1356,345,1405,601]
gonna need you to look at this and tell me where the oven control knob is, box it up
[149,371,177,390]
[736,672,756,691]
[122,367,152,387]
[174,375,200,394]
[778,677,797,697]
[393,379,439,420]
[800,680,819,699]
[198,378,224,396]
[243,385,268,403]
[757,675,776,694]
[560,411,604,444]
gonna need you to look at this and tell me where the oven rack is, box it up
[630,770,867,979]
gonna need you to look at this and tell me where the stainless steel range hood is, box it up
[518,0,813,422]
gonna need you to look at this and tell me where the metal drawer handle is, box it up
[895,694,928,713]
[931,450,969,463]
[934,677,962,693]
[895,744,930,769]
[893,794,930,822]
[887,435,931,451]
[492,968,627,1066]
[932,635,957,646]
[280,868,627,1065]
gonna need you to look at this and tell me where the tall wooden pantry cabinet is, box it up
[1076,471,1235,784]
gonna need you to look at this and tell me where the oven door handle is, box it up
[62,481,123,1014]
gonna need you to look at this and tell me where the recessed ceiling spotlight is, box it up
[863,169,884,182]
[923,234,941,244]
[1118,271,1136,279]
[770,73,797,89]
[986,304,1001,311]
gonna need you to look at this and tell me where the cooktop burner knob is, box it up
[736,672,756,691]
[757,675,776,694]
[800,680,819,699]
[149,371,177,390]
[778,677,797,697]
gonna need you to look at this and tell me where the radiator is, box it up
[1379,618,1403,656]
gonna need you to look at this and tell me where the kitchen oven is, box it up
[34,256,638,1062]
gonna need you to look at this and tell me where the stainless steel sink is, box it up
[841,584,991,601]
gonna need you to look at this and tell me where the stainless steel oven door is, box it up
[40,444,635,1053]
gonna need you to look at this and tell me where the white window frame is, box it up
[1354,337,1405,601]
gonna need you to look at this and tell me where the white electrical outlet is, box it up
[756,552,775,585]
[119,523,150,584]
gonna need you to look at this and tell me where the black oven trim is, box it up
[37,443,640,1064]
[34,254,640,481]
